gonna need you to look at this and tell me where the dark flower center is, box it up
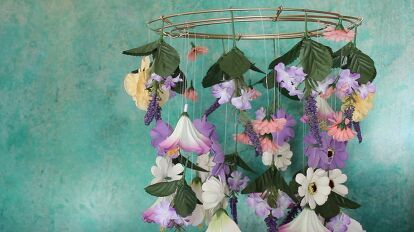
[329,180,335,189]
[308,182,317,194]
[327,148,335,158]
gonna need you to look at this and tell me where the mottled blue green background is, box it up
[1,0,413,231]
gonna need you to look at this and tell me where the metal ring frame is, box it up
[147,7,363,40]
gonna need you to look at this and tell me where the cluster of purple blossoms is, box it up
[229,197,238,224]
[203,99,221,118]
[244,121,262,156]
[305,95,322,146]
[144,93,161,125]
[142,199,188,228]
[326,213,352,232]
[246,191,294,219]
[211,80,254,110]
[228,170,249,192]
[274,63,306,99]
[335,69,360,99]
[272,108,297,146]
[265,215,277,232]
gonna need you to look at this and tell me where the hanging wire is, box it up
[259,9,271,108]
[192,35,197,120]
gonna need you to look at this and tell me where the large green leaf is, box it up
[268,40,303,69]
[173,181,199,217]
[299,38,333,82]
[332,42,353,68]
[260,70,276,89]
[170,68,187,94]
[153,40,180,77]
[122,40,160,56]
[224,153,255,173]
[241,167,289,194]
[219,47,251,78]
[333,192,361,209]
[250,63,265,74]
[347,46,376,84]
[145,180,179,197]
[173,155,208,172]
[202,62,229,88]
[315,194,340,220]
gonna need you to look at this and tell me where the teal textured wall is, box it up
[1,0,413,231]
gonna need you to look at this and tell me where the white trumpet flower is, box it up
[279,208,330,232]
[202,176,228,210]
[206,208,241,232]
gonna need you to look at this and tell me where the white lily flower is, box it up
[262,142,293,171]
[295,168,331,209]
[202,176,228,210]
[278,208,330,232]
[197,153,216,182]
[348,218,366,232]
[123,56,168,110]
[206,208,241,232]
[328,169,349,196]
[159,104,211,154]
[150,156,184,184]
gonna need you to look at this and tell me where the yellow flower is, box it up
[342,93,375,122]
[123,56,169,111]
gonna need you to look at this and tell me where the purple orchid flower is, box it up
[231,89,253,110]
[304,132,349,170]
[274,63,306,98]
[211,80,235,104]
[357,81,376,99]
[228,170,249,192]
[326,213,351,232]
[162,75,182,91]
[150,120,173,155]
[272,108,296,146]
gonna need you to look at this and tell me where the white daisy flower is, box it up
[328,169,348,196]
[150,156,184,184]
[197,153,215,182]
[295,167,331,209]
[278,208,330,232]
[202,176,228,210]
[262,142,293,171]
[206,208,241,232]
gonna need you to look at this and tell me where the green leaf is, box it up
[242,167,275,194]
[145,180,179,197]
[332,42,353,68]
[260,71,275,89]
[299,38,333,82]
[315,194,340,220]
[347,46,376,84]
[173,155,208,172]
[202,62,229,88]
[153,40,180,77]
[219,47,251,78]
[332,192,361,209]
[250,63,265,74]
[268,40,303,69]
[170,68,187,94]
[225,154,255,173]
[173,181,199,217]
[122,40,160,56]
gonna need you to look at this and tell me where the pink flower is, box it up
[184,81,198,102]
[187,43,208,61]
[327,112,356,142]
[323,25,355,42]
[260,137,278,153]
[233,133,252,145]
[248,87,262,99]
[252,118,287,135]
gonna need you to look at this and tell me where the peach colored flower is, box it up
[184,88,198,101]
[260,137,278,153]
[248,87,262,100]
[252,118,287,135]
[187,43,208,61]
[323,26,355,42]
[233,133,252,145]
[327,112,356,142]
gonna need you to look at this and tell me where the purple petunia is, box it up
[304,132,349,170]
[274,63,305,99]
[150,120,173,155]
[231,89,253,110]
[272,108,297,146]
[211,80,235,104]
[227,170,249,192]
[326,213,351,232]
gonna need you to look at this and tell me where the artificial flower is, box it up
[184,80,198,101]
[335,69,360,99]
[328,169,348,196]
[231,89,253,110]
[227,170,249,192]
[316,95,334,131]
[305,132,349,170]
[187,42,208,61]
[252,116,286,135]
[197,153,216,182]
[206,208,241,232]
[150,120,173,156]
[278,208,330,232]
[189,178,205,226]
[356,82,376,99]
[150,156,184,184]
[142,197,188,228]
[274,63,305,98]
[262,142,293,171]
[159,104,211,154]
[260,137,278,153]
[348,217,366,232]
[305,95,323,146]
[272,108,296,146]
[162,75,183,91]
[248,86,262,99]
[229,197,238,224]
[144,93,162,125]
[233,133,252,145]
[202,176,229,210]
[326,213,351,232]
[323,25,355,42]
[314,76,335,98]
[123,56,169,110]
[342,93,375,122]
[327,111,356,142]
[295,167,331,209]
[244,122,263,156]
[211,80,235,104]
[246,193,272,218]
[255,107,266,120]
[272,191,294,218]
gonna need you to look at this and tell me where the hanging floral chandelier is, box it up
[122,7,375,232]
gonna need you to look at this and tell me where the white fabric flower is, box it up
[202,176,228,210]
[150,156,184,184]
[348,218,366,232]
[316,95,334,118]
[206,208,241,232]
[197,153,216,182]
[295,168,331,209]
[278,208,330,232]
[159,104,211,154]
[328,169,348,196]
[188,178,205,226]
[262,142,293,171]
